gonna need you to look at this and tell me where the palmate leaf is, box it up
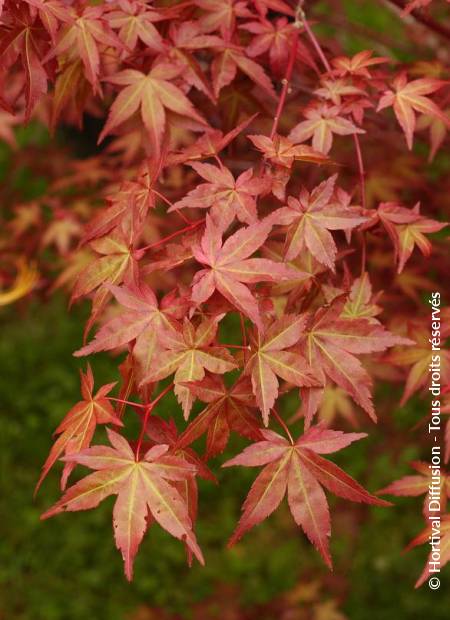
[141,316,237,418]
[378,461,450,518]
[35,364,121,493]
[170,162,268,230]
[377,202,448,273]
[191,216,295,329]
[247,134,330,167]
[178,375,263,457]
[274,175,367,270]
[43,5,121,94]
[223,425,389,567]
[107,1,166,54]
[41,429,204,580]
[299,296,412,424]
[377,73,450,150]
[245,314,320,425]
[99,64,208,153]
[385,318,450,405]
[72,226,141,337]
[0,2,49,119]
[211,44,276,99]
[406,515,450,588]
[75,283,187,381]
[288,103,364,154]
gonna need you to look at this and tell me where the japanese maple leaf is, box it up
[223,425,388,566]
[42,213,82,255]
[0,2,48,118]
[98,64,207,154]
[191,217,293,329]
[141,316,237,418]
[274,175,367,270]
[241,17,317,75]
[417,108,450,162]
[330,51,388,78]
[245,314,319,425]
[170,163,266,229]
[299,297,412,423]
[288,103,364,154]
[75,284,186,381]
[178,375,263,458]
[341,272,382,321]
[41,429,204,580]
[83,159,163,243]
[43,5,121,94]
[195,0,252,37]
[378,461,450,518]
[377,73,450,149]
[406,515,450,588]
[211,45,276,99]
[107,1,166,54]
[314,79,365,106]
[386,319,450,405]
[167,21,221,102]
[247,134,330,167]
[313,384,359,427]
[377,202,448,273]
[72,225,141,336]
[35,365,121,493]
[25,0,71,42]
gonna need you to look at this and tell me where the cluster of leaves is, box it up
[1,0,449,587]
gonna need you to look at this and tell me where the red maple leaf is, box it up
[299,296,412,423]
[377,73,450,150]
[141,316,237,418]
[170,162,267,229]
[245,314,319,425]
[35,364,121,493]
[178,375,263,457]
[41,428,204,580]
[223,424,389,566]
[274,175,367,270]
[191,217,294,329]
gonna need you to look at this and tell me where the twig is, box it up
[385,0,450,42]
[272,407,294,444]
[353,133,366,211]
[139,218,205,253]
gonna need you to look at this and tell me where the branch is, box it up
[385,0,450,41]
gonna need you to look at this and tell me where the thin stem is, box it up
[149,382,174,409]
[135,383,174,459]
[239,312,248,363]
[360,230,367,275]
[108,396,147,409]
[270,23,300,139]
[217,343,250,350]
[139,218,205,253]
[153,189,191,224]
[272,408,294,444]
[301,14,331,73]
[353,134,366,210]
[135,405,152,460]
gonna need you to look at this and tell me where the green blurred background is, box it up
[1,1,450,618]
